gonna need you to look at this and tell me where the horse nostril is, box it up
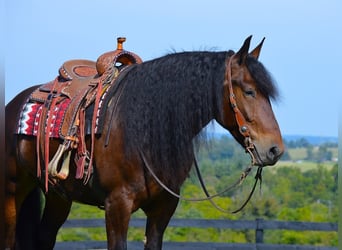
[267,146,281,162]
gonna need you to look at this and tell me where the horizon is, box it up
[208,123,338,143]
[209,122,338,142]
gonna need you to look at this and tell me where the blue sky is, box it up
[5,0,341,137]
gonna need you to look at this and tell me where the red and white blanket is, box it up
[17,99,71,138]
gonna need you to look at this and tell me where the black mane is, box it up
[116,51,278,185]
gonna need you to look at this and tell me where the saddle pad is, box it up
[16,86,111,138]
[17,99,72,137]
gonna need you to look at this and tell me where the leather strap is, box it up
[225,55,250,138]
[224,54,256,164]
[83,76,104,184]
[139,149,252,202]
[37,78,67,191]
[75,108,88,179]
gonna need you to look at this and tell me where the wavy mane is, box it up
[116,50,277,186]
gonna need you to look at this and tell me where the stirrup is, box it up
[48,143,71,180]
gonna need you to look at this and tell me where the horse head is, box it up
[217,36,284,166]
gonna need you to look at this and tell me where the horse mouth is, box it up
[249,145,283,167]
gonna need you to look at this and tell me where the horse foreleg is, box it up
[143,191,179,250]
[37,190,72,250]
[16,187,44,250]
[104,191,133,250]
[5,163,38,250]
[4,193,16,249]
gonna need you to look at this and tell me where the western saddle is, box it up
[31,37,142,190]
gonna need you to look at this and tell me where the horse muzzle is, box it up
[249,143,284,166]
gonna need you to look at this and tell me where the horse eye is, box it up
[244,89,256,97]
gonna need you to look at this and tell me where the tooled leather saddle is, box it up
[25,37,142,190]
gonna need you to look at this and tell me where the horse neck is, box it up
[118,52,227,174]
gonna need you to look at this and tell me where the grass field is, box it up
[285,147,338,161]
[274,146,337,171]
[274,160,336,171]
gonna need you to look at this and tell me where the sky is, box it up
[4,0,341,137]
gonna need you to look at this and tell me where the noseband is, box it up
[224,54,257,166]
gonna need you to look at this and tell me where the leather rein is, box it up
[140,53,263,213]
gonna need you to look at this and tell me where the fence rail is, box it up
[55,218,337,250]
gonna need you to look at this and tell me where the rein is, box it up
[194,157,263,213]
[139,53,264,212]
[140,150,252,202]
[140,150,262,212]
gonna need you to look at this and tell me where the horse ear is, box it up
[249,37,265,60]
[235,35,252,65]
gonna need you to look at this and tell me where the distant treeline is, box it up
[284,137,337,148]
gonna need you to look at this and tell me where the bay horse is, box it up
[5,36,284,250]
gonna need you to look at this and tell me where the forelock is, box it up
[245,55,279,101]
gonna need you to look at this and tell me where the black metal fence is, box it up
[55,218,337,250]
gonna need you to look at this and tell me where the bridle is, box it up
[224,54,257,165]
[139,53,264,213]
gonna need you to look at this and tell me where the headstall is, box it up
[224,54,257,166]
